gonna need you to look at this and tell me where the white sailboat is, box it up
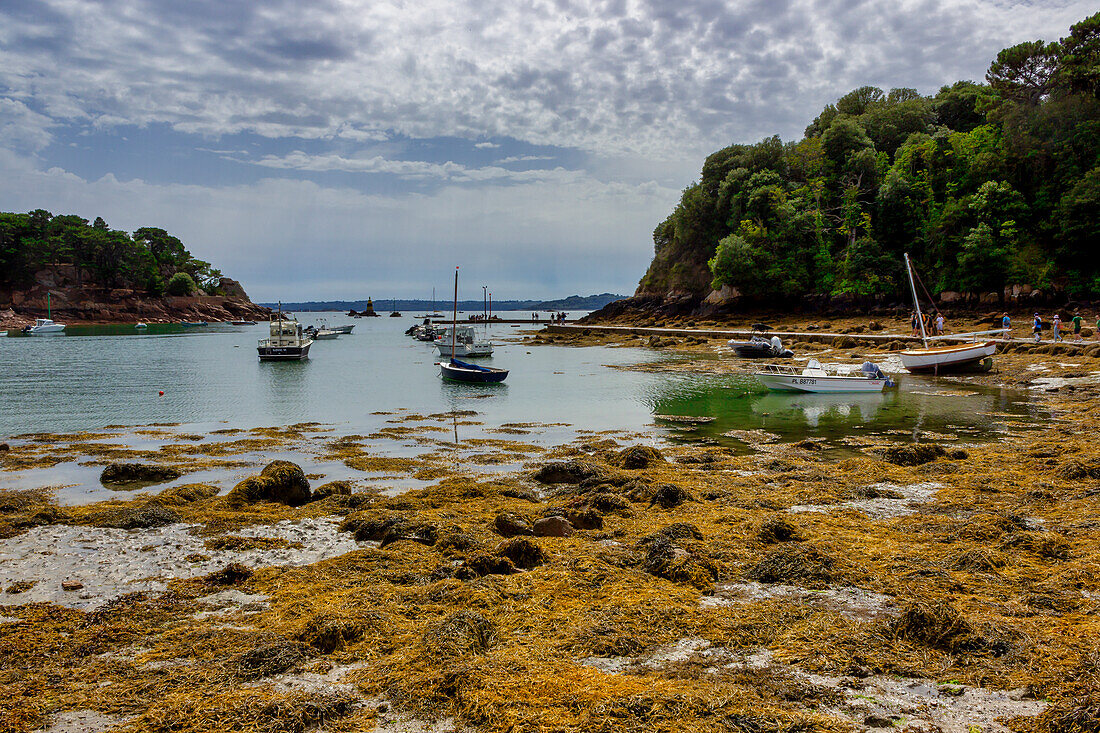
[898,253,998,374]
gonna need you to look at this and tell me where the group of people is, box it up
[531,312,569,322]
[1022,311,1097,343]
[910,310,946,336]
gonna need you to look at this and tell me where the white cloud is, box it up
[474,142,500,148]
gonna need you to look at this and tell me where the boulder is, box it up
[311,481,353,501]
[99,462,182,486]
[532,516,574,537]
[225,460,311,507]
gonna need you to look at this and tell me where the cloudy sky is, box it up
[0,0,1093,301]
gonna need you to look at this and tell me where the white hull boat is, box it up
[435,341,493,357]
[899,341,997,373]
[24,318,65,335]
[329,324,354,334]
[755,360,896,393]
[258,307,313,360]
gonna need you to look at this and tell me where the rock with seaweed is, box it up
[99,462,182,486]
[225,460,312,507]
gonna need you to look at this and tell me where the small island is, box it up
[0,210,268,328]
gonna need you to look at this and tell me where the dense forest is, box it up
[639,13,1100,303]
[0,210,224,296]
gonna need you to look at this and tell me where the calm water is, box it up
[1,312,1043,449]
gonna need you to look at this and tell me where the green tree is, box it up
[166,272,198,296]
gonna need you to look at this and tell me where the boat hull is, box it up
[436,343,493,357]
[440,359,508,383]
[257,343,312,361]
[756,374,888,393]
[330,325,354,334]
[899,341,997,373]
[27,326,65,335]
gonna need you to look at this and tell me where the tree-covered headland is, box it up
[639,14,1100,305]
[0,210,225,296]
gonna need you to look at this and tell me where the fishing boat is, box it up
[329,324,354,334]
[135,322,148,329]
[434,325,493,357]
[898,253,999,373]
[439,268,508,383]
[257,307,313,360]
[755,360,896,393]
[24,293,65,335]
[230,320,257,326]
[179,321,208,328]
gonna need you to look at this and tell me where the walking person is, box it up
[1033,313,1043,343]
[1052,313,1062,343]
[1001,312,1011,341]
[1071,311,1083,342]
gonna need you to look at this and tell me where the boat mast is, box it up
[47,292,51,320]
[904,253,928,347]
[451,267,458,362]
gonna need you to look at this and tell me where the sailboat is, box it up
[898,253,997,373]
[24,292,66,335]
[439,268,508,383]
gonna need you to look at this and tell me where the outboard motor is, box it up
[860,361,896,388]
[770,335,794,358]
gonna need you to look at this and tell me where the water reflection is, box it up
[647,373,1044,451]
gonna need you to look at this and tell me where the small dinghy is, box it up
[440,358,509,383]
[755,360,896,393]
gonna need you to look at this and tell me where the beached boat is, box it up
[257,309,313,361]
[898,253,998,373]
[755,360,896,393]
[439,268,508,383]
[729,334,793,359]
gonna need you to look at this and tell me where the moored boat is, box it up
[729,334,793,359]
[434,325,493,357]
[257,308,313,360]
[440,358,509,383]
[24,318,66,335]
[755,360,896,393]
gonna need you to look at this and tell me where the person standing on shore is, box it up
[910,311,919,337]
[1053,313,1062,342]
[935,313,945,335]
[1071,311,1082,342]
[1033,313,1043,343]
[1001,312,1011,340]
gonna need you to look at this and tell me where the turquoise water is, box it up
[1,312,1043,448]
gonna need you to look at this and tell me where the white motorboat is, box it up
[24,318,66,335]
[898,253,999,373]
[755,360,896,393]
[135,322,148,329]
[434,325,493,357]
[258,307,313,360]
[329,324,354,334]
[311,328,340,340]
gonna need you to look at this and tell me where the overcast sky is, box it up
[0,0,1093,301]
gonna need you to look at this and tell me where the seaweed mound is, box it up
[311,480,353,501]
[226,460,312,507]
[84,504,181,529]
[99,462,181,486]
[153,483,218,505]
[495,537,547,569]
[619,445,665,469]
[746,545,835,586]
[636,523,716,589]
[423,611,497,657]
[756,515,804,543]
[234,635,313,679]
[881,443,948,466]
[339,512,437,546]
[532,460,606,484]
[297,613,368,654]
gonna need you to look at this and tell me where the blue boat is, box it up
[179,321,208,328]
[440,358,508,383]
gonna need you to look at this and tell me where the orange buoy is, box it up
[158,391,164,396]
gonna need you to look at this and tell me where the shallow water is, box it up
[1,311,1044,453]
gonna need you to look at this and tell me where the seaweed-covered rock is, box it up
[532,460,605,484]
[619,445,665,469]
[533,516,574,537]
[564,507,603,530]
[493,511,534,537]
[495,537,547,569]
[297,613,367,654]
[85,504,181,529]
[755,515,803,543]
[311,481,353,501]
[422,611,497,657]
[203,562,253,585]
[1057,457,1100,480]
[153,483,218,505]
[99,462,181,486]
[880,443,948,466]
[648,483,695,508]
[639,523,704,545]
[457,552,517,578]
[588,491,632,515]
[225,460,311,507]
[234,635,313,679]
[435,528,481,554]
[745,545,835,586]
[638,535,718,589]
[340,512,405,541]
[889,601,974,652]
